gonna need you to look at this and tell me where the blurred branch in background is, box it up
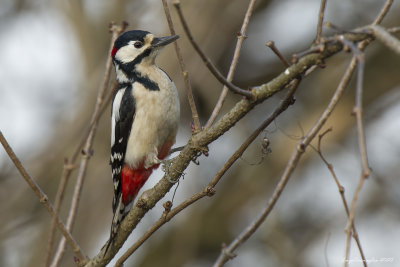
[174,0,256,118]
[161,0,201,132]
[0,132,86,262]
[114,73,299,267]
[86,18,394,267]
[174,1,254,98]
[213,51,359,267]
[47,22,128,267]
[313,128,367,266]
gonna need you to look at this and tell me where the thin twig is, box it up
[213,56,358,267]
[266,41,290,68]
[49,22,126,267]
[173,0,254,101]
[203,0,258,128]
[313,129,367,267]
[168,145,185,155]
[324,21,347,34]
[353,55,369,176]
[314,0,328,44]
[344,42,370,267]
[388,26,400,33]
[0,131,87,262]
[162,0,201,132]
[333,2,395,259]
[372,0,393,25]
[84,28,375,267]
[368,25,400,55]
[114,79,299,267]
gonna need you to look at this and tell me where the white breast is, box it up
[124,66,180,169]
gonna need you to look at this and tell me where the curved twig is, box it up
[49,22,127,267]
[173,0,254,100]
[213,55,358,267]
[203,0,258,127]
[0,131,87,262]
[114,79,299,267]
[84,28,374,267]
[161,0,201,132]
[313,129,367,267]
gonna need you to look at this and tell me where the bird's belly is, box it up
[124,83,179,169]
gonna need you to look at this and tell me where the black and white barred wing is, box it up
[110,84,135,214]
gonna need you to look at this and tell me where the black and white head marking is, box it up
[111,30,179,91]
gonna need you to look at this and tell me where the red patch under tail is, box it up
[120,140,175,205]
[121,166,155,205]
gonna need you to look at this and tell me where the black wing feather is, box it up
[110,83,135,213]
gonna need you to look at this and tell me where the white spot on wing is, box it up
[111,88,126,146]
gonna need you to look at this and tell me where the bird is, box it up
[106,30,180,251]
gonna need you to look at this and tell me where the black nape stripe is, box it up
[131,73,159,91]
[115,48,160,91]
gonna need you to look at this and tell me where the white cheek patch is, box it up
[115,43,148,64]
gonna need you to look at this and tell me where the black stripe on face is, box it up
[116,48,152,72]
[114,48,160,91]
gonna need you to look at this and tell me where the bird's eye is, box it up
[134,41,143,48]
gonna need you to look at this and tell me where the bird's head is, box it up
[111,30,179,72]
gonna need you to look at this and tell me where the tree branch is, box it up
[368,25,400,55]
[372,0,393,25]
[313,129,367,267]
[114,78,299,267]
[314,0,328,44]
[162,0,201,132]
[344,40,369,267]
[212,54,358,267]
[0,131,87,262]
[49,22,127,267]
[84,28,373,267]
[266,40,290,68]
[204,0,258,127]
[173,0,254,100]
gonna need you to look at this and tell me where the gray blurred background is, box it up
[1,0,400,266]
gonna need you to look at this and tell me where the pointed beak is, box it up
[152,35,179,48]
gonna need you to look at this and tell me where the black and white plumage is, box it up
[106,30,180,251]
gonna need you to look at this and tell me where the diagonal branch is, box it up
[368,25,400,55]
[314,129,367,267]
[204,0,258,127]
[114,78,299,267]
[84,28,374,267]
[314,0,328,44]
[266,41,290,68]
[372,0,393,25]
[162,0,201,132]
[0,131,87,262]
[49,22,127,267]
[213,54,358,267]
[173,0,254,100]
[344,41,369,267]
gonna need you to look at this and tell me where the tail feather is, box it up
[105,165,157,254]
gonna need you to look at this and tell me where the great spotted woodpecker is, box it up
[107,30,180,248]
